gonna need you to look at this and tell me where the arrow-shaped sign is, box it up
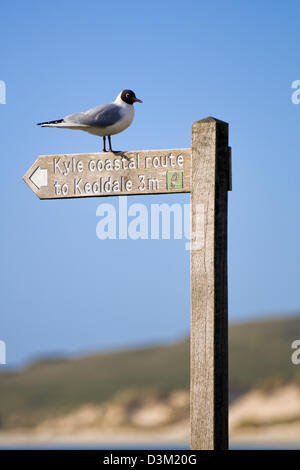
[23,150,191,199]
[29,166,48,189]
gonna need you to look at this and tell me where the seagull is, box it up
[37,89,142,153]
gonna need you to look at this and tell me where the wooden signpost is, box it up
[23,149,192,199]
[23,117,231,450]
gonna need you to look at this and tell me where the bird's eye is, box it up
[126,93,130,98]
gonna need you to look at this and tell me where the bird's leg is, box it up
[108,135,114,153]
[102,136,107,152]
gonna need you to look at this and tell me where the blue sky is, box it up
[1,0,300,366]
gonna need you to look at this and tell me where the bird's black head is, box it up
[121,89,143,105]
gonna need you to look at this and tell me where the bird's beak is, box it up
[133,97,143,103]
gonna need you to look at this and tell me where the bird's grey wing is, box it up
[64,104,122,128]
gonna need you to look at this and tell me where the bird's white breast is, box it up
[86,103,134,137]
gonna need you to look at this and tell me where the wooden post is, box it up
[190,117,230,450]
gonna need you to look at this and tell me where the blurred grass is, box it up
[229,314,300,390]
[0,339,189,428]
[0,314,300,428]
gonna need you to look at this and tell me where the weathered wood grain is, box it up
[23,149,191,199]
[190,117,229,450]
